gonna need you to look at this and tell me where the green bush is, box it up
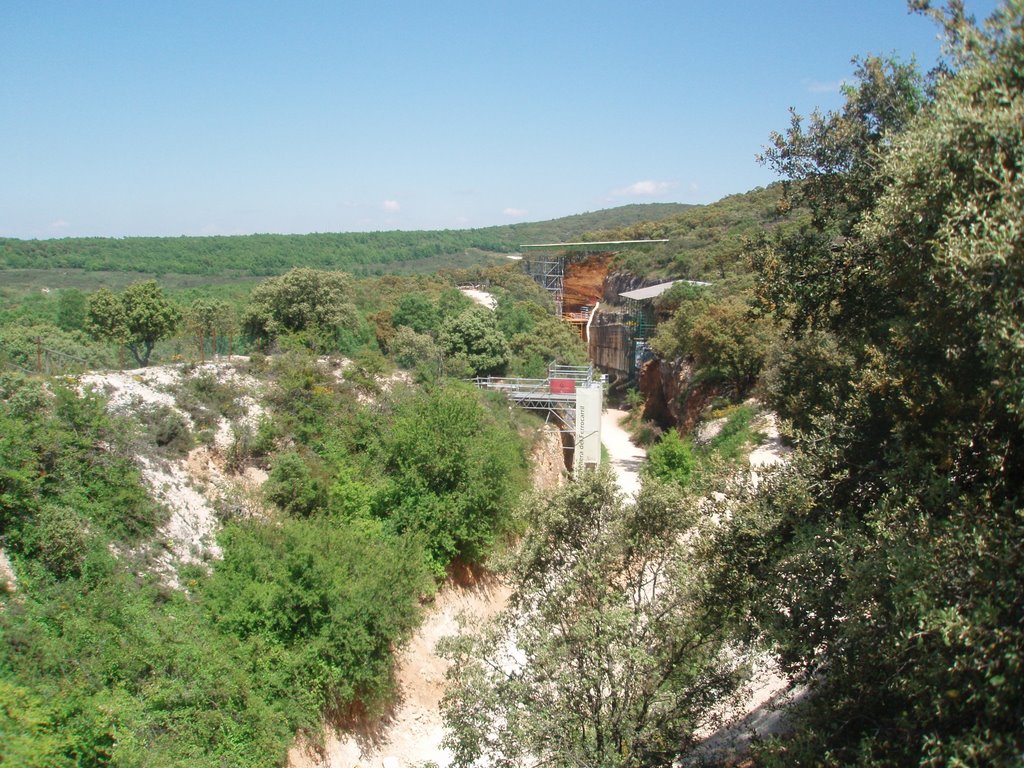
[24,504,92,580]
[264,451,325,518]
[372,384,527,571]
[390,325,440,370]
[205,516,431,715]
[645,430,695,486]
[438,306,509,377]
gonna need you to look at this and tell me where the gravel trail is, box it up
[601,408,646,498]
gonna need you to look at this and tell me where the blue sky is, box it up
[0,1,1001,239]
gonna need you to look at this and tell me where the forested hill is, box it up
[586,183,797,283]
[0,202,692,277]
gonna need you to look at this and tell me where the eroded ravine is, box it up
[287,425,565,768]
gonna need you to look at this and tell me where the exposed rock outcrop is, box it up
[602,271,658,304]
[638,356,721,434]
[588,309,633,383]
[563,255,611,312]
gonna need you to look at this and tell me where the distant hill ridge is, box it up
[0,203,693,277]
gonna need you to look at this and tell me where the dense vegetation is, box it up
[443,471,740,766]
[590,183,798,287]
[0,247,565,764]
[0,343,533,765]
[706,7,1023,765]
[4,2,1023,765]
[0,203,690,277]
[440,4,1024,766]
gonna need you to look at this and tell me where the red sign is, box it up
[550,378,576,394]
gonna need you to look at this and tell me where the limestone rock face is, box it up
[588,309,633,379]
[638,356,720,434]
[602,271,658,304]
[563,254,611,312]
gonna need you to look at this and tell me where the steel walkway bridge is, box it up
[473,364,603,477]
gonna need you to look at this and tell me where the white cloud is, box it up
[612,180,677,198]
[49,218,70,231]
[503,207,528,218]
[382,199,401,212]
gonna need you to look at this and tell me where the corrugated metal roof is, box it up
[519,239,669,251]
[619,279,710,301]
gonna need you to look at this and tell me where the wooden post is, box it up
[119,343,125,370]
[199,330,205,363]
[212,329,218,360]
[35,336,42,373]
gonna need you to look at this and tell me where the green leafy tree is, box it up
[56,289,88,332]
[499,299,588,377]
[84,287,127,345]
[205,516,431,714]
[438,306,509,377]
[391,292,440,335]
[242,268,360,352]
[372,384,526,570]
[442,471,741,767]
[687,297,775,396]
[389,325,440,370]
[715,6,1024,764]
[654,292,775,397]
[645,429,695,486]
[264,450,324,518]
[185,298,233,357]
[86,281,180,367]
[753,55,928,334]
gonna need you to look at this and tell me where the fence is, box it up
[0,332,258,378]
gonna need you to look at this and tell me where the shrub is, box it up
[372,384,527,571]
[264,451,324,518]
[645,430,695,486]
[437,307,508,377]
[390,325,440,370]
[138,404,193,455]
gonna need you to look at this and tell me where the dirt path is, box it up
[601,408,646,498]
[459,287,496,310]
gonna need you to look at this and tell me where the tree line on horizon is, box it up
[0,203,691,277]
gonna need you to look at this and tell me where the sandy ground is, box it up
[748,410,789,481]
[288,574,511,768]
[601,408,646,498]
[0,549,16,594]
[682,408,795,763]
[458,288,497,310]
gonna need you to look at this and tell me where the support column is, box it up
[573,383,603,477]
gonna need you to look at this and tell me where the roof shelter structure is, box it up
[618,278,713,374]
[620,279,711,341]
[617,278,711,302]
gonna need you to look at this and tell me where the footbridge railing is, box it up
[473,364,603,477]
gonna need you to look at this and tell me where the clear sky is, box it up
[0,1,1002,239]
